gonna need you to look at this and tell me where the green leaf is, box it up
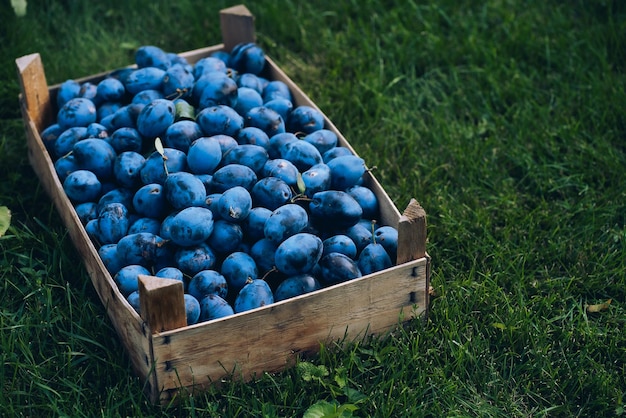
[119,41,139,51]
[11,0,27,17]
[297,361,329,383]
[303,400,357,418]
[336,403,359,416]
[155,137,165,156]
[297,172,306,195]
[343,386,367,404]
[303,401,337,418]
[0,206,11,237]
[175,100,196,121]
[334,373,347,389]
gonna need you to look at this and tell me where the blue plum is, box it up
[211,164,257,192]
[357,242,392,275]
[262,158,299,186]
[199,294,234,322]
[57,98,97,129]
[274,233,323,276]
[264,204,309,244]
[113,151,145,189]
[136,99,176,140]
[245,106,285,138]
[114,264,151,296]
[133,183,170,219]
[206,219,243,254]
[175,242,217,275]
[287,105,324,134]
[221,251,258,293]
[196,105,244,138]
[163,120,203,152]
[251,177,293,210]
[124,67,166,95]
[216,186,252,222]
[140,147,187,185]
[164,171,207,209]
[184,294,201,325]
[188,270,228,300]
[116,232,169,267]
[135,45,171,70]
[274,274,321,302]
[318,252,362,286]
[73,138,117,181]
[309,191,363,230]
[168,206,214,246]
[303,129,337,155]
[279,140,323,172]
[186,137,222,175]
[63,169,102,203]
[322,234,357,259]
[327,155,367,191]
[234,279,274,313]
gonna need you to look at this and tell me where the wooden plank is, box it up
[397,199,427,264]
[15,53,53,132]
[150,256,428,400]
[138,275,187,333]
[220,4,256,52]
[19,110,155,385]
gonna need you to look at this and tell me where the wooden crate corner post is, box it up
[397,198,430,316]
[15,53,53,132]
[138,275,187,333]
[397,198,427,263]
[220,4,256,52]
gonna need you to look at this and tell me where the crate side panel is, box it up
[150,257,428,396]
[20,102,153,384]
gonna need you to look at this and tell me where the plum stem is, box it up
[371,219,377,244]
[260,266,278,282]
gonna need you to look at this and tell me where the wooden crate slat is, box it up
[150,257,428,399]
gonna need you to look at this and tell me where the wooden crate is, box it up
[15,4,430,404]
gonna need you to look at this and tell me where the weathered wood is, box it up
[16,60,153,393]
[397,199,427,264]
[151,257,428,400]
[220,4,256,52]
[138,275,187,333]
[19,123,156,395]
[15,53,53,132]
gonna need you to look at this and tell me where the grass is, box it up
[1,0,625,416]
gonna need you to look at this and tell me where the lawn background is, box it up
[1,0,625,416]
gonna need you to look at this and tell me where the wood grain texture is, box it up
[220,4,256,52]
[138,275,187,333]
[151,257,428,400]
[397,199,427,264]
[17,61,154,395]
[15,53,52,131]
